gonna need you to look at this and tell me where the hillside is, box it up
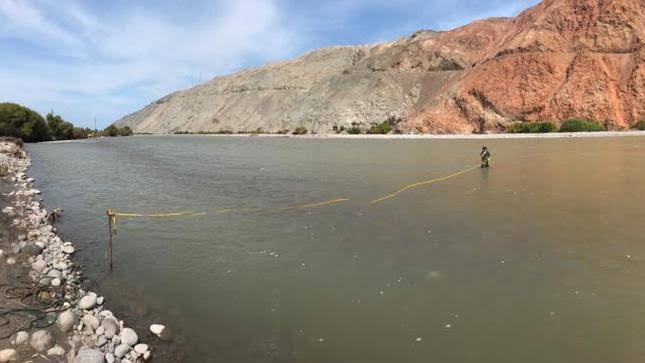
[115,0,644,134]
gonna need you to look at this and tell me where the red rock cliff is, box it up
[407,0,644,132]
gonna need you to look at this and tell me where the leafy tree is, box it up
[0,103,51,142]
[104,125,119,137]
[46,112,76,140]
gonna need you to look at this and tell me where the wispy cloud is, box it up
[0,0,539,127]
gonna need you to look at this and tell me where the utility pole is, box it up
[94,118,97,132]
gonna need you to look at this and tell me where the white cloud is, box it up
[0,0,301,127]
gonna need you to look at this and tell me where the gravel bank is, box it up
[0,140,161,363]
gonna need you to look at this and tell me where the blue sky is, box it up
[0,0,539,128]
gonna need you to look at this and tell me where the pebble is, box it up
[78,293,98,310]
[114,344,131,358]
[30,329,53,352]
[56,310,76,332]
[32,259,46,272]
[149,324,165,337]
[101,317,119,338]
[97,335,108,347]
[83,314,100,330]
[97,296,104,305]
[46,269,62,279]
[73,348,105,363]
[105,352,115,363]
[6,257,15,265]
[0,349,17,362]
[51,278,61,286]
[62,245,75,254]
[134,343,148,354]
[47,345,65,356]
[10,331,28,346]
[120,327,138,346]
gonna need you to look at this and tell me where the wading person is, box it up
[480,146,491,168]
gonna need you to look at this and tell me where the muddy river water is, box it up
[26,135,645,362]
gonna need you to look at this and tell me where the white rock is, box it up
[83,314,100,330]
[149,324,165,337]
[119,328,138,346]
[51,278,61,286]
[46,269,62,279]
[31,259,46,272]
[134,344,148,354]
[105,352,115,363]
[114,344,130,358]
[73,348,105,363]
[47,345,65,356]
[99,310,114,318]
[6,258,15,265]
[30,329,53,352]
[10,331,28,345]
[143,351,151,360]
[101,317,119,338]
[0,348,17,362]
[62,245,75,254]
[0,250,4,259]
[56,310,76,332]
[78,294,97,310]
[97,296,104,305]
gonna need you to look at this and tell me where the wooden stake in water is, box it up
[107,209,114,270]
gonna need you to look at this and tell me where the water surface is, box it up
[27,135,645,363]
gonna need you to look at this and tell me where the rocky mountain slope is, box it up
[115,0,644,134]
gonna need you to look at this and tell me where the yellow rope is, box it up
[298,198,349,208]
[106,164,479,218]
[369,164,480,204]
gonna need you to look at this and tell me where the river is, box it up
[26,135,645,362]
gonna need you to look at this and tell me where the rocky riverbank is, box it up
[0,140,166,362]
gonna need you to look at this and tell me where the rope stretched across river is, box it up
[107,163,480,219]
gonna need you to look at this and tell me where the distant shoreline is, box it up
[134,130,645,140]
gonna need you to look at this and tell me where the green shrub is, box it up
[277,129,290,134]
[506,121,556,133]
[292,126,308,135]
[104,125,119,137]
[347,127,361,134]
[118,126,133,136]
[633,121,645,130]
[559,118,606,132]
[368,121,393,134]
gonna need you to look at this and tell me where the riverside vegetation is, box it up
[0,103,132,143]
[504,118,627,134]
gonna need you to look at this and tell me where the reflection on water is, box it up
[27,136,645,363]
